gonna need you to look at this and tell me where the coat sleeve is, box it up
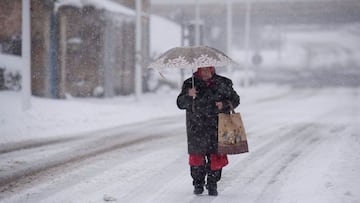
[228,79,240,109]
[177,80,193,110]
[220,78,240,111]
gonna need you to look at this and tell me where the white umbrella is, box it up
[147,46,234,70]
[147,45,236,111]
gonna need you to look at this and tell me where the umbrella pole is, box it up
[192,69,195,112]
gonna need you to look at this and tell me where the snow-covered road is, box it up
[0,86,359,203]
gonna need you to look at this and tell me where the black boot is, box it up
[207,183,218,196]
[206,169,221,196]
[193,184,204,195]
[191,166,206,195]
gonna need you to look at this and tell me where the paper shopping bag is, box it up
[218,111,249,154]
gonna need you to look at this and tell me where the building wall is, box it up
[57,4,146,97]
[113,21,135,95]
[1,0,150,98]
[0,0,21,41]
[57,6,105,97]
[0,0,51,96]
[0,0,22,56]
[111,0,151,91]
[31,0,52,97]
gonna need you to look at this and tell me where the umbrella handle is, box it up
[191,77,195,99]
[191,69,195,91]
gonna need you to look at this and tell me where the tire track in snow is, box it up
[0,134,166,192]
[0,115,184,155]
[0,116,185,194]
[117,154,188,203]
[0,136,85,154]
[213,123,324,203]
[29,133,185,203]
[138,121,323,202]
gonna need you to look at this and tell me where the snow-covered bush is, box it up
[0,67,21,91]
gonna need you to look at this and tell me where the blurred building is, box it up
[151,0,360,87]
[1,0,150,98]
[151,0,360,51]
[54,0,150,98]
[0,0,22,91]
[0,0,22,56]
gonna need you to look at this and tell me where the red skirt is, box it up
[189,154,228,170]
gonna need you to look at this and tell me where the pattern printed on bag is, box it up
[218,112,249,154]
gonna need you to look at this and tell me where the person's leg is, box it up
[205,154,222,196]
[206,169,222,196]
[189,154,206,195]
[190,165,206,194]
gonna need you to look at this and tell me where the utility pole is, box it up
[22,0,31,110]
[135,0,142,99]
[243,0,252,86]
[226,0,233,73]
[195,0,200,46]
[49,3,57,98]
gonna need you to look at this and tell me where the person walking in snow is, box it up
[177,66,240,196]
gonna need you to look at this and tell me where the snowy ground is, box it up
[0,84,359,203]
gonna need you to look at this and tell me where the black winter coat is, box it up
[177,73,240,154]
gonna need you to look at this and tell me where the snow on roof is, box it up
[150,14,181,56]
[55,0,135,16]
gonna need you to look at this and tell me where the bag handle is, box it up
[227,101,236,114]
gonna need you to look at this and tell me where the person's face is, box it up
[199,67,213,81]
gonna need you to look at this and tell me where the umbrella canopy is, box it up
[147,46,235,69]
